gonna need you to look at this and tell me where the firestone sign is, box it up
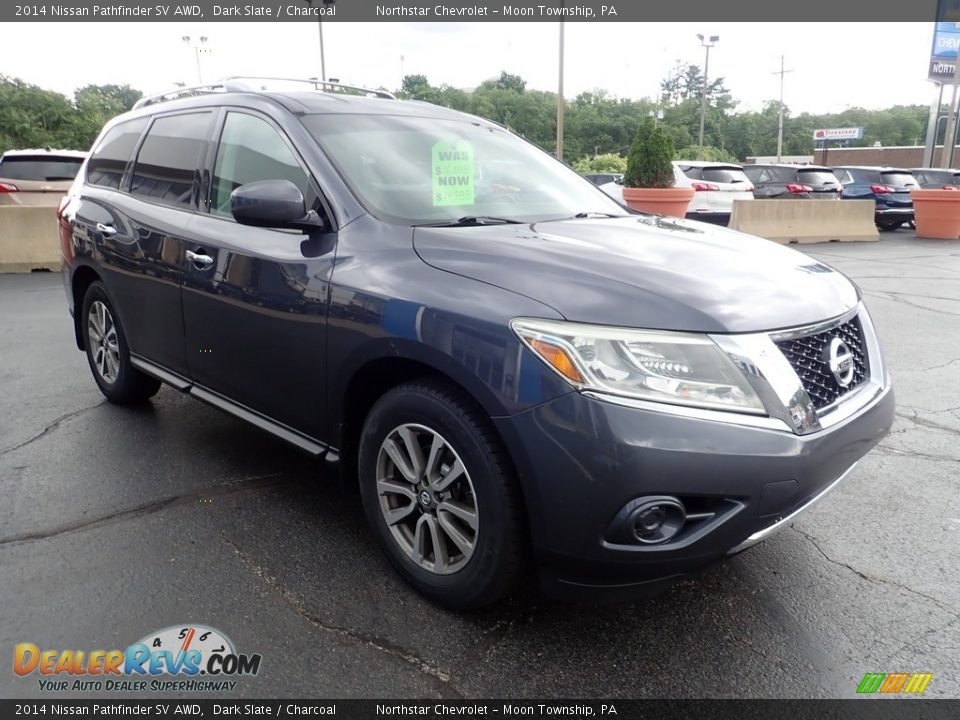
[813,128,864,142]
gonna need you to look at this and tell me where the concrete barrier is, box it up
[727,199,879,244]
[0,206,61,272]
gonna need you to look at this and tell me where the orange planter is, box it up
[622,186,695,218]
[910,188,960,240]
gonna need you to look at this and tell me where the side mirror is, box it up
[230,179,322,231]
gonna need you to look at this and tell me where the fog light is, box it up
[628,498,686,544]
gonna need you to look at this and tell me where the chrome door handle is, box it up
[95,223,117,236]
[186,249,214,267]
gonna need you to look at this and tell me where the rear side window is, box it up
[87,118,147,189]
[0,155,83,182]
[130,112,212,209]
[701,167,750,184]
[210,112,309,217]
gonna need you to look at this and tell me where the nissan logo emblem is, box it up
[827,337,855,387]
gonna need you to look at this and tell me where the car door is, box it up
[74,112,214,377]
[180,108,335,444]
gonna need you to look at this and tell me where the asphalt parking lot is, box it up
[1,230,958,699]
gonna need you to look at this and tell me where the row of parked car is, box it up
[586,161,960,231]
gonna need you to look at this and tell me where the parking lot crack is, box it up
[881,616,960,664]
[0,401,105,457]
[791,527,960,621]
[865,290,960,318]
[895,410,960,436]
[0,474,286,546]
[219,533,466,697]
[875,444,960,464]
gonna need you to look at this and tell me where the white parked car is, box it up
[674,160,754,222]
[0,149,87,206]
[587,161,754,223]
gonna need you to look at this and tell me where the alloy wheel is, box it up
[376,423,479,575]
[87,300,120,384]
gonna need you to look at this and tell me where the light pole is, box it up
[303,0,335,82]
[773,55,793,163]
[182,35,209,83]
[696,33,718,161]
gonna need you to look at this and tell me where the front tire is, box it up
[81,280,161,404]
[358,381,525,609]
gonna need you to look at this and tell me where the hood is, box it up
[413,215,859,333]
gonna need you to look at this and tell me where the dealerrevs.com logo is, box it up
[13,625,262,693]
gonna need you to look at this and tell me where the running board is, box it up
[129,355,330,457]
[130,355,192,391]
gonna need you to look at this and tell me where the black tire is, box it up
[877,219,903,231]
[358,380,525,610]
[81,280,161,404]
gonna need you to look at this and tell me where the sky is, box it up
[0,22,941,114]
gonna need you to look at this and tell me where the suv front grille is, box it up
[774,316,869,411]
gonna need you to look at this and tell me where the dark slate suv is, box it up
[58,78,894,609]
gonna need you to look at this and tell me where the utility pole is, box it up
[556,20,565,161]
[773,55,793,163]
[697,34,719,161]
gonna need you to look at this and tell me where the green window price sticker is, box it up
[432,140,475,207]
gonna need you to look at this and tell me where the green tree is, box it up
[625,119,676,188]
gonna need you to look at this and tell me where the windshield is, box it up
[300,114,626,225]
[0,155,83,181]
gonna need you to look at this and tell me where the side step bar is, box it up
[130,355,333,458]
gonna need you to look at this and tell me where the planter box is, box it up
[910,188,960,240]
[622,186,695,218]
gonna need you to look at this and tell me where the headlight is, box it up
[511,318,765,414]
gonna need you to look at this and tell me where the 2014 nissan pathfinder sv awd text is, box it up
[58,79,894,609]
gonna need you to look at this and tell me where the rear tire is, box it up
[358,380,525,610]
[81,280,161,404]
[877,219,903,231]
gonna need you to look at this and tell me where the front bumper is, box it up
[494,381,894,602]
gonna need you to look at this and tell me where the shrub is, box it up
[624,119,676,189]
[572,153,627,174]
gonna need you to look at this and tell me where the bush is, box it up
[572,153,627,174]
[624,119,676,189]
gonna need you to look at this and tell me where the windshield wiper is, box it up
[416,215,523,227]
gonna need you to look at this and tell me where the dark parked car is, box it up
[832,166,917,230]
[58,78,894,609]
[910,167,960,188]
[742,164,842,200]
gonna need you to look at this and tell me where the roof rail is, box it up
[132,76,394,109]
[222,76,395,99]
[132,79,253,109]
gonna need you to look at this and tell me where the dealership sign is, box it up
[930,0,960,80]
[813,128,864,142]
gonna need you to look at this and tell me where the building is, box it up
[811,145,956,168]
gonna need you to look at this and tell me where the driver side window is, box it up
[210,112,310,217]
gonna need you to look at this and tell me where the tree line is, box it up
[0,71,932,171]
